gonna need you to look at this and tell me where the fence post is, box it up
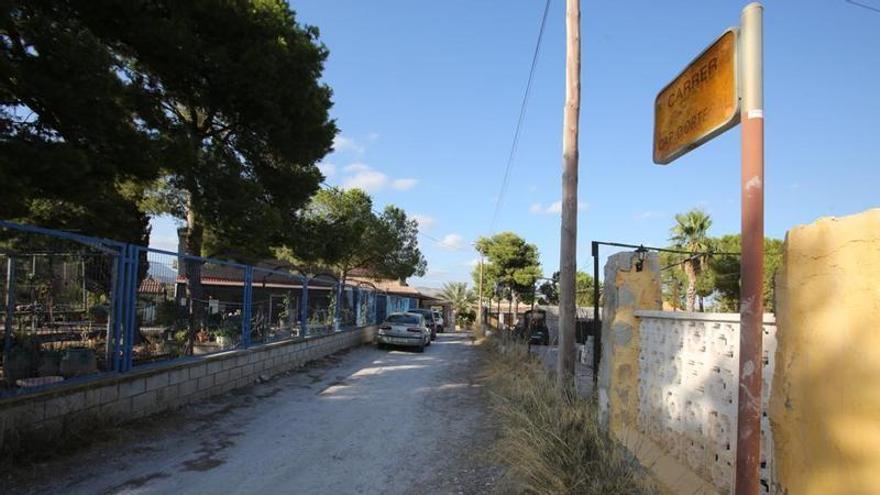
[242,265,253,348]
[354,287,361,327]
[334,282,342,331]
[300,277,309,338]
[108,250,124,372]
[122,245,139,372]
[3,255,16,363]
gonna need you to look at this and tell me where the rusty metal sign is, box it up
[654,29,740,165]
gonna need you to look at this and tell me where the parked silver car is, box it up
[376,312,431,352]
[432,310,445,333]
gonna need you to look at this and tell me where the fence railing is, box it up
[0,220,411,397]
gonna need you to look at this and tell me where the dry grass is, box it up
[483,339,654,495]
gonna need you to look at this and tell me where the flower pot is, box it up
[193,342,223,355]
[4,350,36,383]
[215,335,238,350]
[59,348,98,377]
[38,353,62,377]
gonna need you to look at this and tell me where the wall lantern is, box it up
[635,245,648,272]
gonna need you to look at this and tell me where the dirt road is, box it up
[7,333,502,494]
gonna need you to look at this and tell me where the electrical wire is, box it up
[489,0,552,231]
[845,0,880,14]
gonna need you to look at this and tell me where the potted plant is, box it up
[59,347,97,377]
[3,333,40,382]
[38,349,62,376]
[215,317,241,349]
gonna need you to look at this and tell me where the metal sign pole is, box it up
[735,3,764,495]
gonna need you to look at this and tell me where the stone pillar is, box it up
[771,209,880,495]
[598,251,662,438]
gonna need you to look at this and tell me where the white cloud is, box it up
[466,258,482,267]
[149,234,178,252]
[412,214,436,231]
[342,168,389,192]
[339,162,417,193]
[333,135,365,154]
[789,182,800,190]
[391,178,418,190]
[529,200,587,215]
[635,210,665,220]
[439,234,464,251]
[367,132,381,142]
[344,162,371,172]
[546,200,563,214]
[317,162,336,178]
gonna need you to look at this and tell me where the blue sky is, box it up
[150,0,880,287]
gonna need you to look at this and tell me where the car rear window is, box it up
[386,314,420,325]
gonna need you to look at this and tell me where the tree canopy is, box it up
[281,187,427,283]
[1,0,336,258]
[472,232,541,304]
[660,209,783,313]
[538,270,597,307]
[670,208,713,311]
[0,0,160,243]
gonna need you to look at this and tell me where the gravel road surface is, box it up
[5,333,502,495]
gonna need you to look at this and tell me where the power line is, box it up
[489,0,552,231]
[845,0,880,14]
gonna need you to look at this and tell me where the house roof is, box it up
[348,276,421,296]
[175,262,335,290]
[138,276,165,295]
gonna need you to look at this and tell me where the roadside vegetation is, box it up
[482,338,654,495]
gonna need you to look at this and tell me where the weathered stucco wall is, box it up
[771,209,880,495]
[598,251,662,435]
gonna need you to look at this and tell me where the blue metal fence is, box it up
[0,220,391,396]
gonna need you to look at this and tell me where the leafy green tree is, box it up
[81,0,337,259]
[2,1,337,353]
[538,272,560,305]
[372,205,428,282]
[539,271,597,307]
[659,250,687,310]
[0,0,160,243]
[473,232,542,309]
[283,187,426,285]
[708,235,783,312]
[438,282,476,329]
[575,271,597,307]
[670,208,713,311]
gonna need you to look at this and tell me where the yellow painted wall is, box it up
[604,253,662,437]
[772,209,880,495]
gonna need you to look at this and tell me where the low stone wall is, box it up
[0,326,376,451]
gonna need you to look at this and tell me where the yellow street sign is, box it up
[654,29,740,165]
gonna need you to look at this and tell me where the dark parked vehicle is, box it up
[409,309,439,340]
[515,309,550,346]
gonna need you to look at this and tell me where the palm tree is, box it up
[438,282,476,329]
[670,209,712,312]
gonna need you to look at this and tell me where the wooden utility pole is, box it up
[557,0,580,387]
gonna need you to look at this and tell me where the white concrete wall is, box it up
[634,311,777,494]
